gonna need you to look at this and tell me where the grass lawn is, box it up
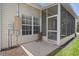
[49,36,79,56]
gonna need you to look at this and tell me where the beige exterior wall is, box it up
[0,4,2,50]
[18,4,41,44]
[1,3,41,49]
[19,4,40,17]
[1,3,17,49]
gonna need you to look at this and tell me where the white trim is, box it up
[32,16,33,35]
[75,18,77,34]
[47,15,58,19]
[46,9,48,41]
[57,3,61,45]
[48,30,57,32]
[46,8,58,42]
[42,3,57,10]
[20,14,23,37]
[40,10,42,32]
[60,34,75,46]
[46,4,58,41]
[47,39,57,45]
[47,15,58,42]
[26,3,42,10]
[21,45,34,56]
[61,35,66,36]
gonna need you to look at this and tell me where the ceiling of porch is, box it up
[27,3,54,9]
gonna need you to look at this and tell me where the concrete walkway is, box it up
[22,41,59,56]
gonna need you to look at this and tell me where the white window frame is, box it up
[22,15,41,36]
[22,15,32,35]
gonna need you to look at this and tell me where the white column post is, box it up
[46,9,48,41]
[57,3,61,45]
[40,10,42,32]
[75,18,77,35]
[32,16,34,35]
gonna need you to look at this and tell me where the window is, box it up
[33,17,40,34]
[22,15,32,35]
[22,15,40,35]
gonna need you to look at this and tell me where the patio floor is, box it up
[22,41,59,56]
[21,34,75,56]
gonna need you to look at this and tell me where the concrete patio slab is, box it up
[21,34,75,56]
[22,41,59,56]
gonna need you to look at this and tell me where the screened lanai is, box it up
[42,3,76,45]
[60,5,75,39]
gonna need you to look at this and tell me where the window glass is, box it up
[33,17,40,26]
[33,26,40,34]
[33,17,40,34]
[22,15,32,35]
[22,15,40,35]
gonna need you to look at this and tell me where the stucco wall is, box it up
[1,3,41,49]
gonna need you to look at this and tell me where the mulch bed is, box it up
[0,46,27,56]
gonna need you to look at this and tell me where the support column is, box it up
[75,18,77,36]
[32,16,34,35]
[40,10,42,32]
[46,9,48,41]
[57,3,61,45]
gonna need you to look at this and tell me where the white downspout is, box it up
[17,3,19,17]
[57,3,61,45]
